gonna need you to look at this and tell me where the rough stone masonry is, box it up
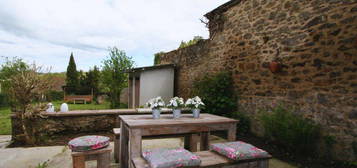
[159,0,357,161]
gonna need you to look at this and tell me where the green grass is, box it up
[0,107,11,135]
[52,101,111,111]
[0,101,116,135]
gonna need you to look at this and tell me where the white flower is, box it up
[185,96,204,109]
[146,96,165,109]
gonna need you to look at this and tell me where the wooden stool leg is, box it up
[97,151,111,168]
[114,135,120,163]
[72,155,85,168]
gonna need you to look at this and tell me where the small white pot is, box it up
[173,109,181,119]
[192,108,200,118]
[152,108,161,119]
[60,103,69,112]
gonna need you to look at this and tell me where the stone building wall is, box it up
[160,0,357,161]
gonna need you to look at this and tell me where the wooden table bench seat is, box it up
[113,128,201,163]
[132,151,272,168]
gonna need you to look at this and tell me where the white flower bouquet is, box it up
[146,96,165,119]
[167,97,185,109]
[146,96,165,109]
[185,96,205,109]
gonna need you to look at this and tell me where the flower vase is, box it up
[173,109,181,119]
[192,108,200,118]
[152,108,161,119]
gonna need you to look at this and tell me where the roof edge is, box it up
[205,0,242,20]
[126,64,175,73]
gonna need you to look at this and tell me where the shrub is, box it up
[193,71,237,117]
[232,111,251,135]
[260,105,320,155]
[46,91,64,101]
[0,93,8,107]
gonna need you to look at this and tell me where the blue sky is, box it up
[0,0,229,72]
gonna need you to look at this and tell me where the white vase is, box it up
[152,108,161,119]
[173,109,181,119]
[192,108,200,118]
[60,103,69,112]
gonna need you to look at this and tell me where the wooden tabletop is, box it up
[119,113,238,128]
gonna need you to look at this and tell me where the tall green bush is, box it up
[193,72,250,135]
[260,105,320,155]
[193,72,237,117]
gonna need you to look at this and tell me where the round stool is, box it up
[68,135,111,168]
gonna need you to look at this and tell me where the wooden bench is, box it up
[113,128,201,163]
[132,151,272,168]
[71,147,111,168]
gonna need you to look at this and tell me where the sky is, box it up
[0,0,229,72]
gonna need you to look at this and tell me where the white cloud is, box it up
[0,0,230,72]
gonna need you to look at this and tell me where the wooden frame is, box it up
[119,114,238,168]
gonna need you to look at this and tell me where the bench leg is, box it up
[114,135,120,163]
[97,151,111,168]
[72,155,85,168]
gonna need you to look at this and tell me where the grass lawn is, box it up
[52,101,112,111]
[0,101,115,135]
[0,107,11,135]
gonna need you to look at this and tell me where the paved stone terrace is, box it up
[0,135,296,168]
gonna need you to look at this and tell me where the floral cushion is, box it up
[68,135,110,152]
[142,148,201,168]
[210,141,269,160]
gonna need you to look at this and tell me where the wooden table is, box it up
[119,113,238,168]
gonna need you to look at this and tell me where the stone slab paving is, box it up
[0,135,11,149]
[0,136,297,168]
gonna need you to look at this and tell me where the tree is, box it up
[102,47,134,108]
[89,66,101,98]
[65,53,79,94]
[0,57,29,106]
[77,67,101,97]
[7,64,53,145]
[154,52,165,65]
[178,36,203,49]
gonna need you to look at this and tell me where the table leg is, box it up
[227,123,237,141]
[200,132,210,151]
[129,129,142,168]
[184,134,199,152]
[120,122,129,168]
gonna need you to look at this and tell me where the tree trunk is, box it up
[20,108,35,145]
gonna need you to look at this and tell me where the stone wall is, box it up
[160,0,357,161]
[10,109,188,146]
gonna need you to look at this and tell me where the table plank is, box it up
[120,114,238,128]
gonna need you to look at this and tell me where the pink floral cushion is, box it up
[68,135,110,152]
[142,148,201,168]
[210,141,269,160]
